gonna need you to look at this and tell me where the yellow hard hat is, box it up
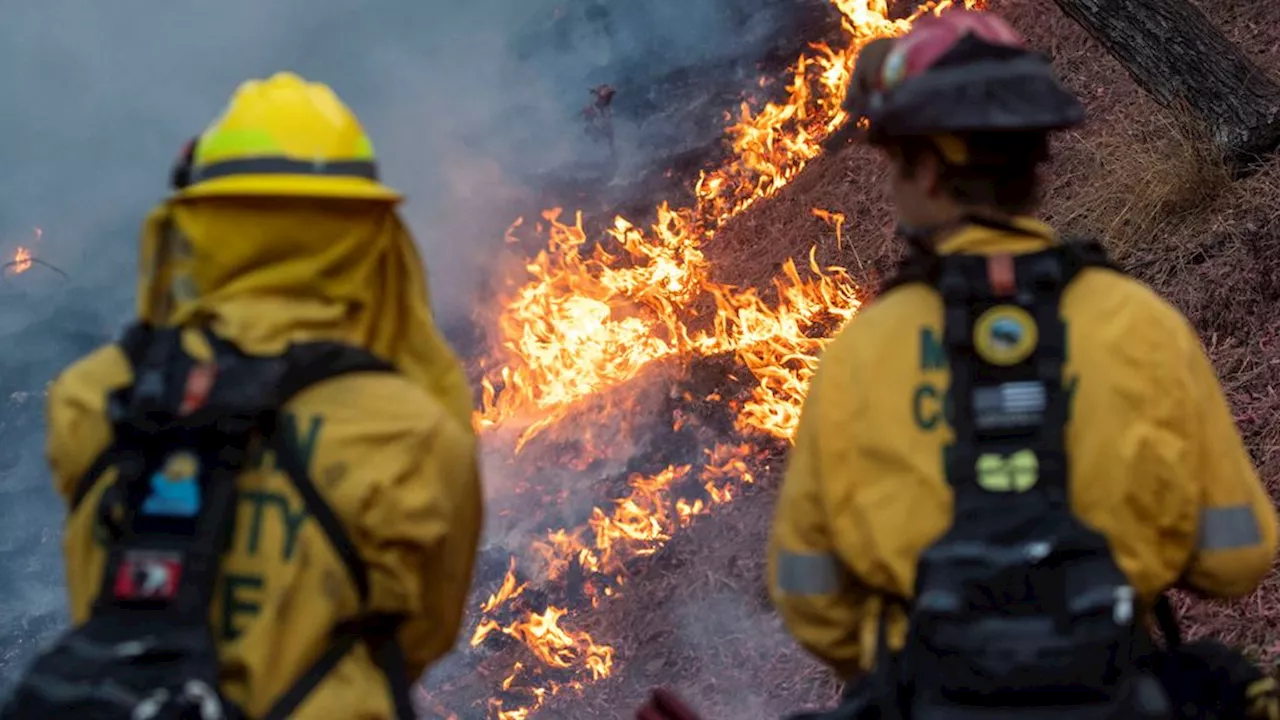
[176,71,402,202]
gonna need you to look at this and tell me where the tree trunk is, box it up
[1052,0,1280,172]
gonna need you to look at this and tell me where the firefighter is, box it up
[33,72,482,719]
[767,8,1280,720]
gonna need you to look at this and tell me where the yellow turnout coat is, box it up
[47,197,482,718]
[769,218,1279,679]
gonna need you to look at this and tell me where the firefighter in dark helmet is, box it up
[4,72,481,720]
[766,8,1280,720]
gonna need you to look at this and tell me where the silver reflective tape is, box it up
[1199,505,1264,551]
[777,550,843,595]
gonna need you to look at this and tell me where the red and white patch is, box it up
[179,362,217,416]
[114,550,184,600]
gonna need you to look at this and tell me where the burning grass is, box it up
[427,2,980,716]
[425,0,1280,717]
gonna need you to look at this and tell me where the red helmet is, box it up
[846,8,1084,143]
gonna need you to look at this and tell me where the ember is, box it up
[5,247,33,277]
[3,228,59,280]
[444,2,983,717]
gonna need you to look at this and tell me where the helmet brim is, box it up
[867,56,1085,141]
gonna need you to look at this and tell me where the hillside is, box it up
[0,1,1275,719]
[524,0,1280,718]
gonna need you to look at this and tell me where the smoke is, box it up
[0,0,799,695]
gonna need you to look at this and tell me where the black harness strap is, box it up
[259,617,414,720]
[1152,594,1183,650]
[71,449,122,513]
[879,217,1118,296]
[888,236,1170,718]
[272,402,371,604]
[254,342,415,720]
[70,323,161,512]
[259,634,362,720]
[67,325,415,720]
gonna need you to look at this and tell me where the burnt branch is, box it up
[3,257,69,280]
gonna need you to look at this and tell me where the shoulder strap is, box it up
[69,329,411,719]
[879,246,940,294]
[277,341,395,405]
[260,341,414,720]
[87,325,258,624]
[1152,594,1182,650]
[69,336,395,511]
[880,232,1121,296]
[269,341,394,602]
[69,322,159,512]
[261,614,414,720]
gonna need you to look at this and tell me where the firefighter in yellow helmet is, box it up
[767,9,1280,720]
[6,72,482,720]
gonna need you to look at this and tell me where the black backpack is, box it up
[1,324,416,720]
[866,227,1174,720]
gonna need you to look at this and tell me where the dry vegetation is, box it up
[525,1,1280,717]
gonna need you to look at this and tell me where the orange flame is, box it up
[6,227,43,278]
[812,207,846,251]
[462,2,983,717]
[5,247,32,276]
[481,558,529,614]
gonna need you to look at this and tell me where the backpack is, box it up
[877,226,1174,720]
[1,323,416,720]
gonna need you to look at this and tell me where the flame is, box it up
[6,247,32,276]
[812,207,846,250]
[5,227,43,278]
[481,558,529,614]
[479,0,978,437]
[472,603,617,720]
[459,2,983,717]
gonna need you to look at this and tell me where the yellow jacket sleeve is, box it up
[1176,324,1278,597]
[768,366,869,680]
[356,399,484,678]
[45,346,131,504]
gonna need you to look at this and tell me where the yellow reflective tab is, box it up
[354,134,376,161]
[976,449,1039,493]
[196,128,282,166]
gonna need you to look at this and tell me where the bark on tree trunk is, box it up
[1052,0,1280,172]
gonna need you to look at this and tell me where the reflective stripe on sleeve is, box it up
[1199,505,1264,551]
[776,550,843,595]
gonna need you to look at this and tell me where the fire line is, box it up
[450,2,983,718]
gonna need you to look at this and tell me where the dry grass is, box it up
[1050,109,1233,257]
[465,2,1280,717]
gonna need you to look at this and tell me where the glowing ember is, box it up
[5,228,44,278]
[459,2,983,717]
[5,247,32,276]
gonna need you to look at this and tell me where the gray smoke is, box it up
[0,0,797,698]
